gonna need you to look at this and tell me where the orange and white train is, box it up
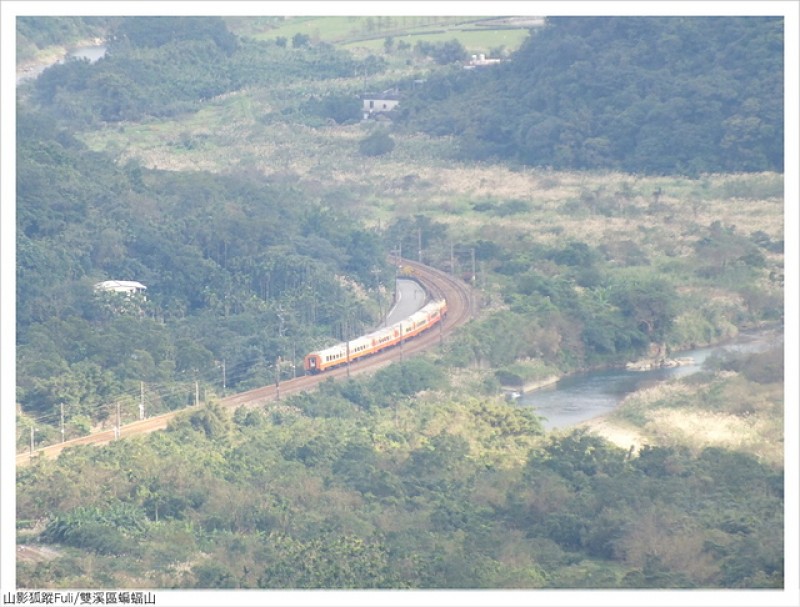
[303,298,447,374]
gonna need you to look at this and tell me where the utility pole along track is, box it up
[17,259,474,466]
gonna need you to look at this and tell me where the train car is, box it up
[304,298,447,374]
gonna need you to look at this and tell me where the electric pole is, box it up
[471,248,476,284]
[471,248,477,320]
[346,318,352,378]
[60,402,65,443]
[275,356,281,401]
[394,245,401,305]
[371,266,384,326]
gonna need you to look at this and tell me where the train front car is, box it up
[304,352,322,374]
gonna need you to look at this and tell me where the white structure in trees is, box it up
[94,280,147,299]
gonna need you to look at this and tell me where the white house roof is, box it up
[94,280,147,291]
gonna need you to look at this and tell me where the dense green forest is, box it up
[397,17,783,174]
[14,15,785,592]
[16,350,784,589]
[16,106,391,431]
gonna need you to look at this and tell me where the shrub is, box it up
[359,130,395,157]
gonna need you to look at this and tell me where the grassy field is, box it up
[228,15,534,43]
[342,28,531,54]
[82,110,784,246]
[222,15,536,60]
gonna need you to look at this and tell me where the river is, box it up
[518,328,783,431]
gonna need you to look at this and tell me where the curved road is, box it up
[17,259,474,466]
[384,278,427,327]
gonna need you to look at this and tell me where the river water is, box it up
[17,44,107,86]
[518,328,783,430]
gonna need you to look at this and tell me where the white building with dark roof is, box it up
[362,89,401,120]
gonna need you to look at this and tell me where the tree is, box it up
[694,222,764,278]
[610,275,678,345]
[292,33,311,48]
[115,16,236,53]
[399,17,783,174]
[419,39,468,65]
[358,130,395,157]
[304,93,361,125]
[532,429,629,484]
[192,561,238,588]
[258,533,396,588]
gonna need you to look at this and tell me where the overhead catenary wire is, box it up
[15,347,296,448]
[18,262,457,449]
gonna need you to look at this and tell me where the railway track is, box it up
[17,259,474,467]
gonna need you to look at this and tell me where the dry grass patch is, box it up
[80,99,783,242]
[589,371,784,467]
[578,416,647,452]
[644,408,781,466]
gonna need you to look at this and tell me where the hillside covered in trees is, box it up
[13,14,786,594]
[15,13,784,459]
[397,16,783,175]
[17,352,785,589]
[28,16,370,125]
[16,107,389,432]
